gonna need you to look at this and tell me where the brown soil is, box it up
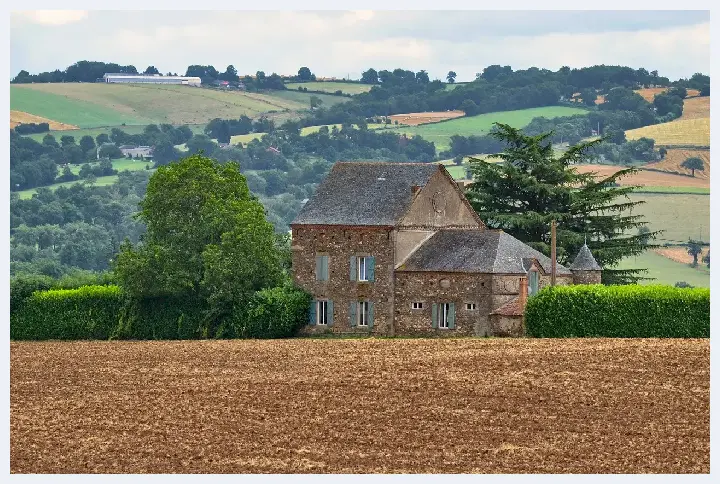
[654,246,708,265]
[575,164,709,188]
[10,110,78,130]
[389,110,464,126]
[680,96,710,120]
[10,339,709,474]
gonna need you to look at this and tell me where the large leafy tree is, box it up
[115,154,284,325]
[464,123,660,284]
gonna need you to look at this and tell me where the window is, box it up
[466,303,476,310]
[357,301,369,327]
[432,302,455,330]
[315,255,329,281]
[439,303,451,328]
[412,302,424,310]
[529,270,539,296]
[358,256,368,281]
[316,300,328,325]
[350,256,375,282]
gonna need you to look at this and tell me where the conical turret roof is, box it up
[569,244,602,271]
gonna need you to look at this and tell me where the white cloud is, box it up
[15,10,89,26]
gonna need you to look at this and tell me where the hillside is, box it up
[10,83,348,128]
[379,106,588,152]
[284,81,374,95]
[625,117,710,147]
[644,148,710,179]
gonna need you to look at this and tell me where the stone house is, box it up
[290,162,601,337]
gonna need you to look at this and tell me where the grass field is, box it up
[65,158,151,175]
[284,82,374,95]
[613,250,709,287]
[262,89,349,109]
[10,339,708,473]
[16,175,121,199]
[625,118,710,147]
[11,85,149,127]
[230,132,264,146]
[634,186,710,195]
[11,84,327,128]
[628,193,709,244]
[379,106,588,152]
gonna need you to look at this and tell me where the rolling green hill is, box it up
[378,105,589,152]
[10,83,349,128]
[284,81,374,95]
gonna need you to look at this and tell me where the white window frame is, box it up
[357,256,368,282]
[412,302,424,310]
[357,301,369,327]
[466,303,476,310]
[439,303,451,329]
[316,300,328,326]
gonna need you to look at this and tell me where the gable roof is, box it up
[569,244,602,271]
[291,162,441,226]
[397,229,572,275]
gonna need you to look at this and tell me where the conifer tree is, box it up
[465,123,660,284]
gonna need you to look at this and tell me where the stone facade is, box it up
[571,270,602,285]
[291,225,395,335]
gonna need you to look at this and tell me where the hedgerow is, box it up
[11,285,123,340]
[525,284,709,338]
[11,284,311,341]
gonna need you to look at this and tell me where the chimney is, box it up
[411,185,421,195]
[519,276,528,308]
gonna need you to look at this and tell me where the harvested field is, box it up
[574,164,709,188]
[680,96,710,120]
[654,246,709,266]
[10,110,78,130]
[625,118,710,147]
[389,110,465,126]
[11,338,709,474]
[644,148,710,179]
[633,87,700,102]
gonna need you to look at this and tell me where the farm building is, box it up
[120,145,153,159]
[291,162,601,337]
[102,73,201,86]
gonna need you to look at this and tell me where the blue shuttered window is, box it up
[368,302,375,329]
[349,302,357,327]
[350,256,357,281]
[448,303,455,329]
[327,300,334,326]
[315,255,329,281]
[431,303,438,329]
[309,301,317,326]
[367,257,375,282]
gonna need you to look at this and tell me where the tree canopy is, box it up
[464,123,659,284]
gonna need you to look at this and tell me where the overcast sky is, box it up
[10,10,710,82]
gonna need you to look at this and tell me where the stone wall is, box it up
[291,226,395,335]
[394,272,493,336]
[571,270,602,285]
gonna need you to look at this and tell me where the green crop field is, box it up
[612,250,709,288]
[628,193,709,244]
[264,89,349,109]
[11,85,149,128]
[378,106,589,152]
[11,84,323,128]
[284,82,374,95]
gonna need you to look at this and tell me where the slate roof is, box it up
[397,229,572,275]
[291,162,440,226]
[569,244,602,271]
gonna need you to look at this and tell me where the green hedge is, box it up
[525,284,710,338]
[11,284,311,341]
[11,285,124,340]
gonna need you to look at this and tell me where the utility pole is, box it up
[551,220,557,286]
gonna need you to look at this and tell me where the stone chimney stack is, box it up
[519,276,528,308]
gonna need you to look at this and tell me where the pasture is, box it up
[15,174,122,199]
[625,118,710,147]
[10,84,327,127]
[10,338,708,473]
[262,89,350,109]
[285,82,374,95]
[628,193,709,244]
[380,106,588,152]
[613,250,709,288]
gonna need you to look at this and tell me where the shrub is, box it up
[113,296,204,340]
[227,285,312,339]
[10,274,54,313]
[11,285,123,340]
[525,284,709,338]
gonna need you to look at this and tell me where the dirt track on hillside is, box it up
[11,338,709,474]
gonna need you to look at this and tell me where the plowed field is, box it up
[574,164,709,188]
[389,110,464,126]
[11,339,709,474]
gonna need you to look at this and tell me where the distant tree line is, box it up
[14,123,49,134]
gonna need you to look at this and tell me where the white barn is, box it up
[102,73,201,86]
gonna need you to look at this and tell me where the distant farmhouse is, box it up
[119,145,153,159]
[102,73,201,86]
[291,162,601,337]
